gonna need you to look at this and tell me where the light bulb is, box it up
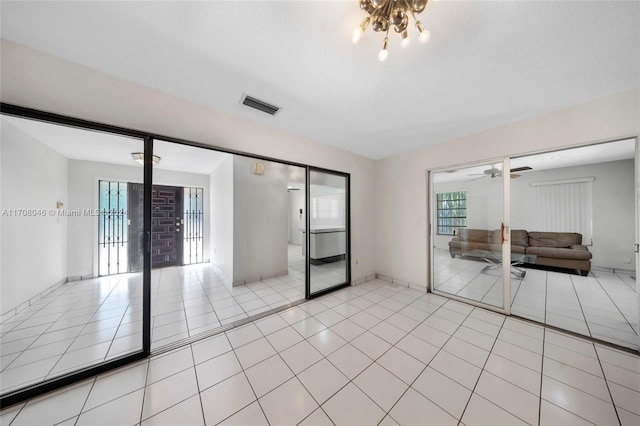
[416,21,431,44]
[352,17,370,44]
[419,29,431,44]
[401,30,409,48]
[378,37,389,61]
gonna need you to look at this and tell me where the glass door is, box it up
[0,114,146,402]
[636,137,640,350]
[430,160,510,313]
[307,169,350,297]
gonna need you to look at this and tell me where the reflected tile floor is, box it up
[2,279,639,425]
[0,244,349,394]
[434,253,639,350]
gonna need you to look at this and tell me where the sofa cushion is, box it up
[511,230,529,247]
[528,232,582,247]
[489,244,527,254]
[526,246,592,260]
[449,241,491,251]
[492,229,529,246]
[456,229,492,244]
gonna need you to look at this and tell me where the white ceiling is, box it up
[1,1,639,160]
[434,138,636,183]
[2,115,230,175]
[2,115,311,183]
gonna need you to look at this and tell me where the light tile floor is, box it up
[2,279,639,425]
[434,252,639,350]
[1,245,347,394]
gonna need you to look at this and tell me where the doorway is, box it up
[430,159,510,313]
[150,185,183,268]
[100,182,205,275]
[428,139,639,351]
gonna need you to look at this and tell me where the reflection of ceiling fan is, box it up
[468,166,532,180]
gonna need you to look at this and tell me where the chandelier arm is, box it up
[384,0,394,22]
[405,1,419,22]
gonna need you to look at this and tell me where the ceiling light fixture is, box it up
[353,0,431,61]
[131,152,160,165]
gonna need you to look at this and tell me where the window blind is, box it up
[531,177,593,245]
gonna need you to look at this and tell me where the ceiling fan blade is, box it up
[510,173,522,179]
[510,166,532,173]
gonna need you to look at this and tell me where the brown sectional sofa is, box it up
[448,228,592,276]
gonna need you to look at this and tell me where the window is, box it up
[312,197,339,219]
[437,191,467,235]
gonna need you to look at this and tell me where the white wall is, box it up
[232,156,288,284]
[432,159,636,271]
[0,40,377,283]
[1,121,68,314]
[376,88,639,287]
[67,159,210,278]
[288,190,305,245]
[209,155,234,284]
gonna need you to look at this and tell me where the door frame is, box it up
[635,137,640,350]
[428,138,640,343]
[427,158,512,315]
[0,102,353,407]
[305,166,352,299]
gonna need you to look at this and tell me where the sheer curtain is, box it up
[531,177,593,245]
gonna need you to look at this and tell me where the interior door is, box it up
[307,169,350,297]
[430,160,510,313]
[151,185,183,268]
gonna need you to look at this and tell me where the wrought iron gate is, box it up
[183,187,204,265]
[98,181,128,276]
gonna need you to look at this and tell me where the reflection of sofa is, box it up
[448,228,592,276]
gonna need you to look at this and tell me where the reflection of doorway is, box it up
[151,185,183,268]
[100,182,204,274]
[429,139,639,350]
[126,184,184,271]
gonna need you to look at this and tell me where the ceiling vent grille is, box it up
[241,94,280,116]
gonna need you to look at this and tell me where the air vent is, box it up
[510,166,532,173]
[241,94,281,116]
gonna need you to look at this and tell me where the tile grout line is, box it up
[543,270,548,325]
[568,274,593,339]
[187,341,209,426]
[592,272,638,338]
[592,342,623,426]
[42,276,128,381]
[373,299,479,425]
[455,311,509,426]
[1,285,93,375]
[537,327,545,426]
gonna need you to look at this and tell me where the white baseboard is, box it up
[374,273,427,291]
[1,277,68,323]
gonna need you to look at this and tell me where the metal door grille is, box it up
[183,187,204,264]
[98,181,128,275]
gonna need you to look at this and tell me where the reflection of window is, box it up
[312,197,339,219]
[437,191,466,235]
[183,187,204,265]
[98,180,129,276]
[531,178,593,245]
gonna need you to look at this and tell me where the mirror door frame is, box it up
[427,158,512,315]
